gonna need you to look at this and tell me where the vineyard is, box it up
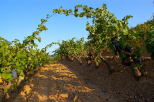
[0,3,154,102]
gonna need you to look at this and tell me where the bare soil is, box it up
[8,58,154,102]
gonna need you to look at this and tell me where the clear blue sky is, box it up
[0,0,154,53]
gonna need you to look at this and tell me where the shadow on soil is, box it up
[61,59,154,102]
[4,58,154,102]
[6,64,104,102]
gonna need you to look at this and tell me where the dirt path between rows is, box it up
[9,63,117,102]
[8,58,154,102]
[61,59,154,102]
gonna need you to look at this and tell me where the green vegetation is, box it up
[53,38,86,63]
[52,4,154,77]
[0,15,53,94]
[52,4,154,60]
[0,4,153,99]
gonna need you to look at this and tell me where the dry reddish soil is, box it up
[8,58,154,102]
[61,58,154,102]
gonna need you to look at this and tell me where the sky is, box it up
[0,0,154,53]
